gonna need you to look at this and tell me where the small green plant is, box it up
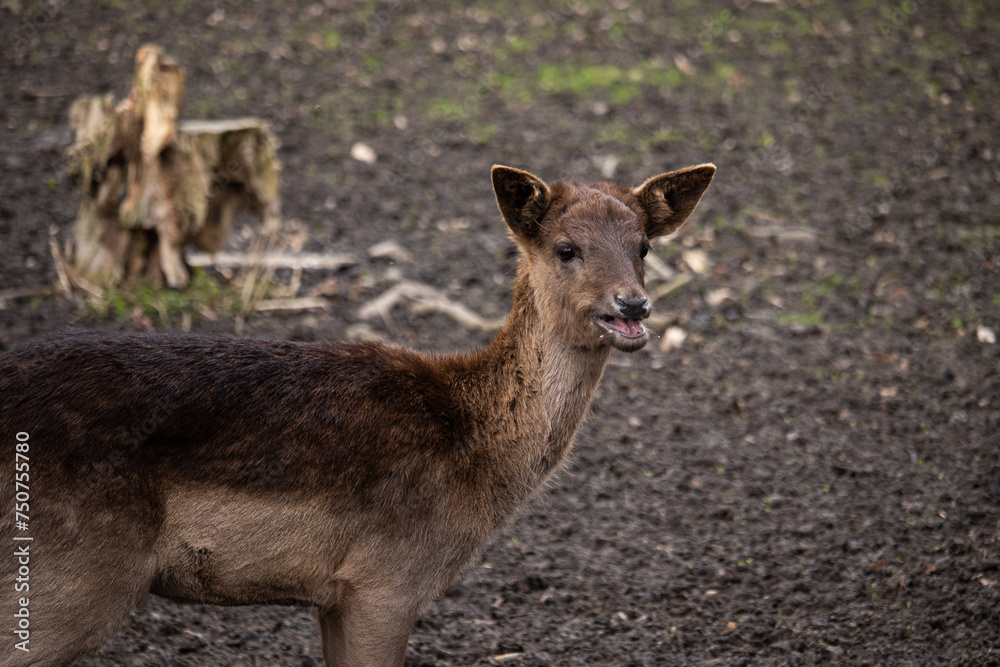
[531,62,683,105]
[89,269,242,325]
[427,97,471,121]
[322,28,341,50]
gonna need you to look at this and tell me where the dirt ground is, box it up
[1,0,998,664]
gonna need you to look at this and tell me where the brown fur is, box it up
[0,163,714,666]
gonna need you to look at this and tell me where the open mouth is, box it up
[596,315,647,339]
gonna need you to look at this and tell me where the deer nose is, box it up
[614,295,649,320]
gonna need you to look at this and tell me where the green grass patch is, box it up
[802,274,846,308]
[535,64,641,103]
[775,310,824,328]
[427,97,472,121]
[467,122,498,144]
[643,128,685,147]
[321,28,341,50]
[531,62,683,105]
[89,269,241,325]
[362,52,381,74]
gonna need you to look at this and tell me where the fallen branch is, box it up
[186,251,357,271]
[0,287,51,309]
[359,280,504,331]
[254,297,329,312]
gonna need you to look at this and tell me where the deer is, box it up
[0,162,714,666]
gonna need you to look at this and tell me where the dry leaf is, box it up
[705,287,735,307]
[660,326,687,352]
[681,249,710,275]
[350,142,377,164]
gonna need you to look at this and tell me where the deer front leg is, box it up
[318,592,418,667]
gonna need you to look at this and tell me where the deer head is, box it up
[492,163,716,353]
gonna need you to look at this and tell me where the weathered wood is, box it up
[186,251,357,271]
[67,45,281,289]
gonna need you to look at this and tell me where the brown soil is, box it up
[1,0,998,664]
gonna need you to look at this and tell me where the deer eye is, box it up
[556,244,576,262]
[640,242,650,259]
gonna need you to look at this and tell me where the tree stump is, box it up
[67,44,281,289]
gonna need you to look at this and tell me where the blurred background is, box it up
[1,0,998,664]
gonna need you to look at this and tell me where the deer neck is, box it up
[482,268,611,483]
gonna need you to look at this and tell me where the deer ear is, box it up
[491,165,551,239]
[634,163,716,238]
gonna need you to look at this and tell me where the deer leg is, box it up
[318,592,418,667]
